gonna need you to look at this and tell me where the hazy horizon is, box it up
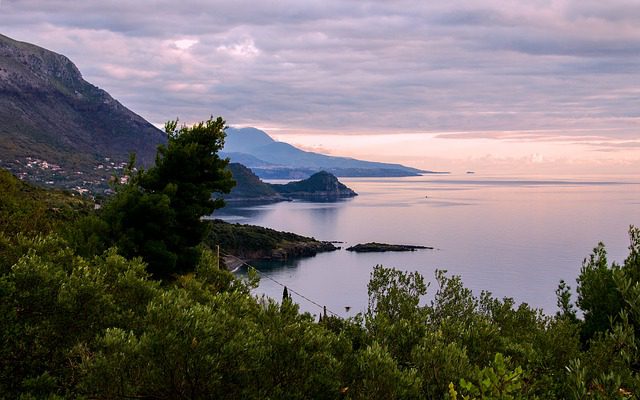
[2,1,638,174]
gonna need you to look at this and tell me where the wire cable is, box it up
[220,251,341,318]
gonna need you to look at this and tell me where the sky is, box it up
[2,0,639,174]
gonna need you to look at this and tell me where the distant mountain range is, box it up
[0,33,166,192]
[0,34,437,194]
[222,127,434,179]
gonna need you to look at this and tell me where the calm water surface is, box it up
[217,174,640,318]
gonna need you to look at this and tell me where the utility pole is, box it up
[216,245,220,269]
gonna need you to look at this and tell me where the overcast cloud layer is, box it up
[2,0,640,163]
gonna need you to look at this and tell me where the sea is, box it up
[216,174,640,318]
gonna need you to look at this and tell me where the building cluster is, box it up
[2,156,130,196]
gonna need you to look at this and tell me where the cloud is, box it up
[530,153,544,163]
[583,140,640,152]
[1,0,639,149]
[434,128,633,142]
[101,64,159,80]
[174,39,198,50]
[216,38,260,59]
[288,143,336,155]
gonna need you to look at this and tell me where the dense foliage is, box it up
[78,117,235,277]
[0,169,91,236]
[2,122,640,398]
[225,162,283,200]
[3,224,640,399]
[205,219,321,253]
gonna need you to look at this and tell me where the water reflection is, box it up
[214,204,275,221]
[219,175,640,316]
[216,197,354,224]
[250,257,305,271]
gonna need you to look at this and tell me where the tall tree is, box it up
[98,116,235,276]
[576,243,624,343]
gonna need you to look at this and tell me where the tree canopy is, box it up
[2,227,639,399]
[2,131,640,398]
[94,117,235,276]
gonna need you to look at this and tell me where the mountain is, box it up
[221,152,278,168]
[224,163,288,203]
[0,33,166,192]
[271,171,357,200]
[221,127,433,179]
[224,127,275,153]
[225,163,357,203]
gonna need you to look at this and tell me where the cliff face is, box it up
[0,34,166,192]
[271,171,358,200]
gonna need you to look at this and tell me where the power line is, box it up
[220,251,341,318]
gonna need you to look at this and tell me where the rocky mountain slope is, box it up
[0,33,166,192]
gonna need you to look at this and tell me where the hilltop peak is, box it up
[0,34,84,92]
[0,34,166,193]
[225,127,275,153]
[271,170,357,200]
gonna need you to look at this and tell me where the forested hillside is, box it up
[0,168,92,235]
[2,119,640,399]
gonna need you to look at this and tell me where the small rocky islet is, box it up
[346,242,433,252]
[224,163,357,203]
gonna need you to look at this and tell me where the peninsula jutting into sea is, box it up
[2,0,640,396]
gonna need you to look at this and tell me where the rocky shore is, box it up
[204,219,338,270]
[346,242,433,252]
